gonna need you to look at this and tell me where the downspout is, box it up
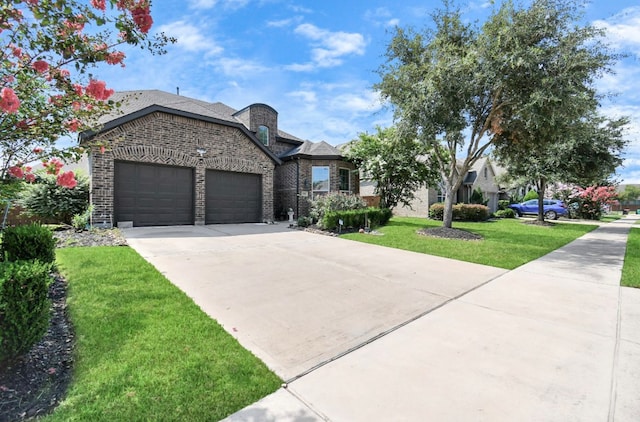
[296,157,300,218]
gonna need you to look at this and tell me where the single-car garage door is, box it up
[206,170,262,224]
[114,161,194,226]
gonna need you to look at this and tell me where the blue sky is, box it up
[95,0,640,184]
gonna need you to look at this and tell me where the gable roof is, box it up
[85,90,301,164]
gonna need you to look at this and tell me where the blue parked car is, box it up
[508,199,568,220]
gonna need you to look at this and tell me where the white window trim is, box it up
[339,167,350,193]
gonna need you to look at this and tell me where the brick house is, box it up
[83,90,358,227]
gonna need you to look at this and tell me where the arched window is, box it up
[258,125,269,146]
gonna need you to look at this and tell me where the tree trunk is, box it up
[536,177,547,222]
[442,186,455,228]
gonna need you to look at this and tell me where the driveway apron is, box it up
[123,224,506,381]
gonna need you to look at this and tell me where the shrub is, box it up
[1,223,56,264]
[523,190,539,201]
[297,216,312,228]
[495,208,516,218]
[470,188,489,206]
[16,173,89,224]
[309,193,366,223]
[498,199,510,210]
[429,203,490,222]
[0,260,53,363]
[71,204,94,232]
[321,207,392,230]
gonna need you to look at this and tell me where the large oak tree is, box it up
[376,0,626,227]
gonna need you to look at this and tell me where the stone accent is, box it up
[89,111,276,226]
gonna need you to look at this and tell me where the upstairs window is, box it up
[257,125,269,146]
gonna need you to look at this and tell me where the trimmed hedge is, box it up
[1,223,56,263]
[428,203,490,222]
[0,260,52,363]
[321,207,392,230]
[495,208,516,218]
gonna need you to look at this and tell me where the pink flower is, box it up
[0,87,20,114]
[72,101,82,110]
[100,145,106,154]
[44,158,64,175]
[85,79,114,101]
[26,0,39,5]
[10,45,22,58]
[73,84,84,96]
[57,171,77,189]
[8,166,24,179]
[32,60,49,73]
[131,2,153,33]
[91,0,106,11]
[33,147,43,154]
[66,118,81,132]
[25,173,36,183]
[106,51,126,66]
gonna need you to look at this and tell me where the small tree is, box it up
[345,126,438,210]
[572,185,617,220]
[523,190,539,201]
[1,1,172,190]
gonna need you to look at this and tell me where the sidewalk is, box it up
[223,215,640,422]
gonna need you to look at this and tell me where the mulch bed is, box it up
[0,228,127,422]
[417,226,483,241]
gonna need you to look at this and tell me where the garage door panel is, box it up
[115,162,194,227]
[206,170,261,224]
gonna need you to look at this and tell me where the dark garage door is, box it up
[114,161,194,226]
[206,170,262,224]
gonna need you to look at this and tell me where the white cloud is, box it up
[158,21,222,54]
[188,0,249,10]
[594,7,640,56]
[286,90,317,104]
[288,23,366,71]
[267,16,303,28]
[213,57,269,76]
[364,7,399,27]
[328,91,383,114]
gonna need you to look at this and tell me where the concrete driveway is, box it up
[123,223,507,381]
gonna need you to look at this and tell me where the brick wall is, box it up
[274,158,359,219]
[90,111,276,226]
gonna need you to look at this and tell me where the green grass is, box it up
[342,217,598,270]
[600,214,622,223]
[46,247,280,422]
[622,227,640,288]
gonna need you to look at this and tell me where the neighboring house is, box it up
[82,90,357,227]
[363,156,502,217]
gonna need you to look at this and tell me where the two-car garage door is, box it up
[114,162,262,226]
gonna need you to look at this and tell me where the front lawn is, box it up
[47,246,280,421]
[341,217,598,270]
[622,227,640,288]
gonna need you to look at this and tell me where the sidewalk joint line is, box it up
[283,271,506,385]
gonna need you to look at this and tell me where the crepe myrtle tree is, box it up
[0,0,172,191]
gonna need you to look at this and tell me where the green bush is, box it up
[429,203,490,222]
[309,192,366,223]
[523,190,539,201]
[297,216,312,228]
[17,173,89,224]
[495,208,516,218]
[72,204,94,231]
[321,207,392,230]
[498,200,510,210]
[470,188,489,206]
[1,223,56,264]
[0,260,53,363]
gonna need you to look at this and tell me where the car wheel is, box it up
[512,209,520,217]
[545,210,558,220]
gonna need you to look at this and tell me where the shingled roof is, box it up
[279,140,343,160]
[99,90,304,143]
